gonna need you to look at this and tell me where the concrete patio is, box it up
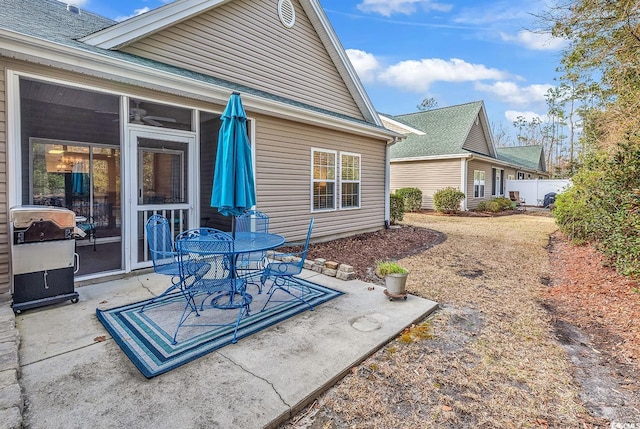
[4,269,438,428]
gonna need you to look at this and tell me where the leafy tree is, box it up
[545,0,640,278]
[416,97,438,111]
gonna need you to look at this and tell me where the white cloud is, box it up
[500,30,568,51]
[378,58,509,92]
[474,81,552,105]
[356,0,452,17]
[115,7,150,22]
[346,49,381,83]
[505,110,547,123]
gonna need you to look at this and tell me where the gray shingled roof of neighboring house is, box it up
[0,0,383,129]
[496,145,544,171]
[389,101,483,159]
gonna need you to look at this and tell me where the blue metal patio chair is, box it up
[173,228,252,345]
[235,209,270,291]
[260,217,314,311]
[139,214,182,313]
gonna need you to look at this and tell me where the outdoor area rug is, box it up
[96,278,343,378]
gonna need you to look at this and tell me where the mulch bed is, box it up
[546,232,640,368]
[301,226,444,284]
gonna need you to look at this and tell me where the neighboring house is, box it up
[383,101,549,210]
[0,0,399,291]
[496,145,548,180]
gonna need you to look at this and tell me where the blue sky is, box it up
[66,0,566,139]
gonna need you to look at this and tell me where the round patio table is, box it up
[177,231,285,309]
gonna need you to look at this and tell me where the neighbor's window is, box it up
[311,149,336,211]
[507,174,515,180]
[517,172,525,180]
[474,170,485,198]
[340,152,360,209]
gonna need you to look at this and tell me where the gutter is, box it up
[0,29,397,141]
[392,151,546,176]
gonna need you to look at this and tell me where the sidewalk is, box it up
[13,270,438,428]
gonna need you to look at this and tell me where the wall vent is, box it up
[278,0,295,28]
[67,4,81,15]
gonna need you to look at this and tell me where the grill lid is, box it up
[10,205,76,229]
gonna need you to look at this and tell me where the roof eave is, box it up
[391,153,473,162]
[301,0,383,127]
[1,30,396,141]
[79,0,230,49]
[78,0,383,127]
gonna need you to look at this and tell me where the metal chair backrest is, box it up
[175,228,235,281]
[300,217,314,262]
[286,217,314,276]
[235,210,269,233]
[145,214,176,271]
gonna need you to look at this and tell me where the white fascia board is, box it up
[379,114,426,135]
[478,102,497,157]
[391,154,472,163]
[80,0,230,49]
[0,30,396,142]
[301,0,383,127]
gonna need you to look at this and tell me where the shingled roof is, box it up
[497,145,546,171]
[0,0,389,131]
[389,101,485,159]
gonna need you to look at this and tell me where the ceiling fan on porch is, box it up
[129,100,177,126]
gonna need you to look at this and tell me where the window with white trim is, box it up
[311,149,336,211]
[507,174,515,180]
[340,152,361,209]
[474,170,485,198]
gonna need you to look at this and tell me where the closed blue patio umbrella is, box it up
[211,92,256,228]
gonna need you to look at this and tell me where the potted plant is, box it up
[376,260,409,297]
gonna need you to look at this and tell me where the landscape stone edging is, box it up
[0,293,23,429]
[266,252,356,281]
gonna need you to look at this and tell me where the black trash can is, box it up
[543,192,557,208]
[10,206,80,313]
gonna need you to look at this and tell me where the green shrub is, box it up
[476,201,487,211]
[390,193,404,224]
[554,142,640,278]
[433,187,465,213]
[394,187,423,212]
[485,197,513,212]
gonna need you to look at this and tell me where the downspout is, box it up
[461,155,473,211]
[385,137,399,229]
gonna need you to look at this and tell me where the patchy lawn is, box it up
[280,212,640,428]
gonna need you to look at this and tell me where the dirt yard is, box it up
[280,211,640,428]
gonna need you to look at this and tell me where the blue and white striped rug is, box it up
[96,279,343,378]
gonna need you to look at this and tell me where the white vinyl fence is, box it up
[505,179,572,207]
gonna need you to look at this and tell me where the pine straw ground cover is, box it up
[280,212,634,428]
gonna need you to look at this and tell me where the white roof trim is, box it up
[80,0,231,49]
[378,114,426,135]
[292,0,383,126]
[79,0,382,126]
[1,29,396,142]
[391,151,547,174]
[391,154,473,162]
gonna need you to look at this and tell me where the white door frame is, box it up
[126,126,198,271]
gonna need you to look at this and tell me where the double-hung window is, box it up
[311,149,336,211]
[474,170,485,198]
[340,152,361,209]
[311,149,361,212]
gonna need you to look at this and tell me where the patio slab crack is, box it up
[217,351,291,409]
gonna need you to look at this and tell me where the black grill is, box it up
[10,206,80,313]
